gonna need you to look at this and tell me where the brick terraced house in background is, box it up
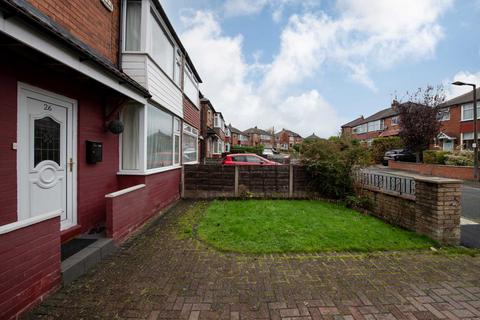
[342,91,480,151]
[228,124,250,147]
[200,96,229,160]
[275,128,303,151]
[435,88,480,151]
[244,126,274,148]
[0,0,205,318]
[341,100,405,146]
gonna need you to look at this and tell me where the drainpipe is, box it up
[117,0,124,71]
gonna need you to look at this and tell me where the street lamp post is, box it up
[452,81,478,180]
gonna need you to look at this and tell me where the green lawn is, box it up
[197,200,436,253]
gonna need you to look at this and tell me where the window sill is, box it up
[117,165,182,176]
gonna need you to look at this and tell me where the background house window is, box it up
[353,123,367,134]
[391,116,400,126]
[183,124,198,163]
[147,105,174,169]
[121,104,140,170]
[367,120,383,132]
[260,134,271,140]
[125,0,141,51]
[461,104,480,121]
[437,108,450,121]
[150,12,174,78]
[213,139,224,154]
[214,114,224,130]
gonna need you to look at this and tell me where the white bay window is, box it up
[121,103,181,174]
[183,124,198,164]
[125,0,141,51]
[149,12,174,78]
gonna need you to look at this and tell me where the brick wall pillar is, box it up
[414,178,461,245]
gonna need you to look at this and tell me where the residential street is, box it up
[29,201,480,320]
[461,183,480,249]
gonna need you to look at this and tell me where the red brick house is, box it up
[342,92,480,152]
[275,128,303,151]
[229,124,249,146]
[0,0,202,318]
[436,88,480,151]
[244,126,274,148]
[341,101,406,145]
[200,97,227,160]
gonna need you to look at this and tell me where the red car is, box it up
[222,153,280,166]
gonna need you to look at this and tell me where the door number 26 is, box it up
[43,103,53,111]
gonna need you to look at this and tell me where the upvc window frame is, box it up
[118,103,182,176]
[461,103,480,121]
[437,108,450,122]
[182,123,199,164]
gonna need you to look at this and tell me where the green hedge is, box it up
[230,145,264,155]
[423,150,450,165]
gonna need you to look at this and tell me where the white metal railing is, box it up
[356,169,416,198]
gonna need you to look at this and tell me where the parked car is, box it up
[383,149,416,166]
[222,153,280,166]
[262,148,274,156]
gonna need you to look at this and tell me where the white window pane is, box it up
[125,1,141,51]
[184,71,198,106]
[182,133,197,163]
[150,13,174,78]
[147,106,173,169]
[174,135,180,164]
[122,104,140,170]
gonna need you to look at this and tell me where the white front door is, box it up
[18,84,77,230]
[443,139,454,152]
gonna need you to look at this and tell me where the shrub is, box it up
[423,150,450,165]
[230,145,264,155]
[345,195,375,211]
[301,137,370,199]
[445,154,474,166]
[370,137,404,163]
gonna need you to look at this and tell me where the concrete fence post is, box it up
[289,164,294,198]
[414,177,462,245]
[234,166,239,197]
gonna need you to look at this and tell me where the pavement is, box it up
[461,183,480,249]
[28,200,480,320]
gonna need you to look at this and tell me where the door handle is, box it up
[68,158,75,172]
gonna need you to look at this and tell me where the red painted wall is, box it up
[0,51,120,235]
[0,217,61,320]
[183,96,200,129]
[0,58,18,225]
[111,169,181,242]
[389,160,474,181]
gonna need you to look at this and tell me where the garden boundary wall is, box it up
[357,170,461,245]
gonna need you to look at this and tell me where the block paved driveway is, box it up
[29,201,480,320]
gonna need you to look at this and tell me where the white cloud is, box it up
[181,11,342,137]
[445,71,480,99]
[224,0,269,17]
[179,0,453,137]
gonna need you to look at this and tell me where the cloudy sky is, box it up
[159,0,480,137]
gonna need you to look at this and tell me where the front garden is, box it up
[179,199,436,253]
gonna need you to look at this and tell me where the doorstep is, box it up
[61,233,118,285]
